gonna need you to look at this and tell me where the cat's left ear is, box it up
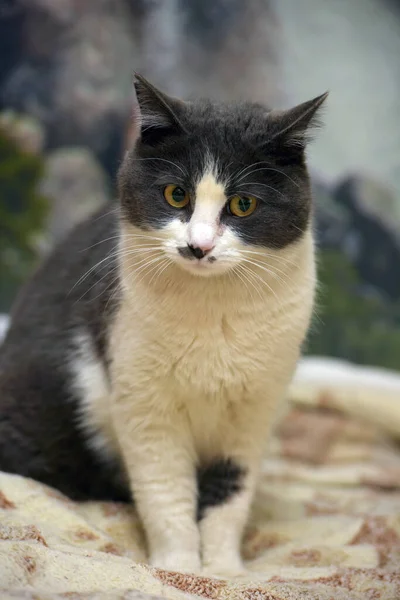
[131,73,188,146]
[263,92,329,162]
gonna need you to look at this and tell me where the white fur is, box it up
[71,334,118,459]
[80,164,316,576]
[189,222,215,251]
[188,168,226,251]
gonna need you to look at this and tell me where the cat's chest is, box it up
[155,311,272,396]
[112,289,300,401]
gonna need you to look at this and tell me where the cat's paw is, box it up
[151,552,201,575]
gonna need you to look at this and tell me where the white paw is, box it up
[151,552,201,574]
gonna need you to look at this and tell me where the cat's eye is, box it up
[164,185,190,208]
[228,195,257,217]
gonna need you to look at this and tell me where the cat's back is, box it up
[1,204,121,364]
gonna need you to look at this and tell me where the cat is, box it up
[0,74,327,576]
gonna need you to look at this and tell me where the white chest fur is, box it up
[106,234,315,461]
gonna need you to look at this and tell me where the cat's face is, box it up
[118,75,327,278]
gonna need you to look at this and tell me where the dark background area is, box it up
[0,0,399,369]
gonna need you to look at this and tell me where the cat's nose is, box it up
[187,244,212,259]
[188,222,216,255]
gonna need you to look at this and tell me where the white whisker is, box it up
[148,258,172,286]
[131,256,169,288]
[81,233,167,252]
[239,257,295,297]
[92,206,120,222]
[132,255,166,278]
[290,223,307,234]
[234,161,268,182]
[238,263,282,307]
[103,275,122,313]
[122,233,167,242]
[239,249,298,268]
[236,182,288,200]
[234,265,263,303]
[233,266,259,305]
[236,165,299,188]
[129,251,163,270]
[240,256,294,281]
[80,235,121,252]
[130,157,187,177]
[69,252,120,294]
[70,246,163,294]
[73,264,120,306]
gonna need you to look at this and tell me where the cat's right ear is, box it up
[261,92,329,164]
[131,73,188,146]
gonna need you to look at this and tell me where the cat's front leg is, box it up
[111,391,200,573]
[198,457,257,578]
[198,398,273,579]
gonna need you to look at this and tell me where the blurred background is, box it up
[0,0,399,369]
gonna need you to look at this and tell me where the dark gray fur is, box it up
[0,208,130,501]
[0,74,326,506]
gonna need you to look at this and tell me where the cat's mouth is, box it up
[153,223,238,277]
[174,245,229,276]
[177,245,214,261]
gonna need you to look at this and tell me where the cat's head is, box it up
[118,74,327,278]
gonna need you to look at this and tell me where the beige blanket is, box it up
[1,358,400,599]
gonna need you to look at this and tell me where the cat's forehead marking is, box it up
[194,159,226,215]
[195,172,226,206]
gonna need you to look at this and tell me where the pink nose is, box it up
[189,223,215,252]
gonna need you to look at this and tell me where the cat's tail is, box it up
[290,357,400,439]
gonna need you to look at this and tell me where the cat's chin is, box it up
[174,258,231,278]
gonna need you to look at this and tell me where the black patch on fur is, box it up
[0,361,130,502]
[177,245,196,260]
[197,458,246,521]
[188,245,207,260]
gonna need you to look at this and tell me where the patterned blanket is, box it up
[1,358,400,599]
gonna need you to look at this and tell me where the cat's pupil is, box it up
[172,187,185,203]
[238,198,251,213]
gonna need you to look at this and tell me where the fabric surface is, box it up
[0,358,400,599]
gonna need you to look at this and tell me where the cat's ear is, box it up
[131,73,188,146]
[263,92,328,163]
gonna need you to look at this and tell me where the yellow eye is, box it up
[164,184,190,208]
[228,195,257,217]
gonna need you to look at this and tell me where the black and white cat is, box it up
[0,75,327,576]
